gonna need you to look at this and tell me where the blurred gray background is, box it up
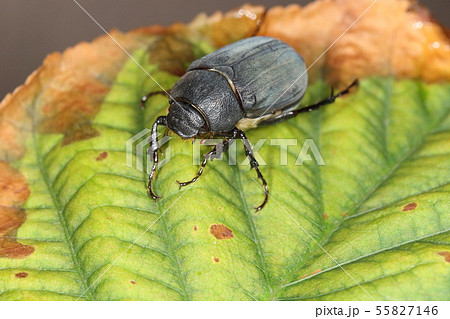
[0,0,448,99]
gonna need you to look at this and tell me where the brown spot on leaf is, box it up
[0,206,35,259]
[323,213,328,219]
[299,269,322,279]
[0,206,26,234]
[0,162,34,259]
[402,202,417,212]
[210,224,234,240]
[96,151,108,161]
[62,122,100,146]
[213,257,220,263]
[341,212,346,217]
[130,280,137,285]
[437,251,450,263]
[0,238,35,259]
[15,272,28,278]
[193,225,198,231]
[0,161,30,207]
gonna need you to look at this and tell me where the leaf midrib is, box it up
[157,200,191,300]
[31,102,93,300]
[137,69,192,300]
[231,154,273,299]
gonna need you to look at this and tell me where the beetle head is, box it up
[167,100,206,139]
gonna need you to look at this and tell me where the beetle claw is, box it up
[176,180,191,189]
[253,167,269,212]
[148,188,161,200]
[148,180,161,200]
[253,185,269,212]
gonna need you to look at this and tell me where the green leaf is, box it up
[1,48,449,301]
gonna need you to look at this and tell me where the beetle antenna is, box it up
[148,116,167,199]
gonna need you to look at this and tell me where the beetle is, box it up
[141,36,357,211]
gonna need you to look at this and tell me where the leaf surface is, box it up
[0,0,449,301]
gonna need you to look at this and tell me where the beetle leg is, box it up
[235,128,269,212]
[176,138,235,188]
[293,79,358,113]
[140,90,171,109]
[176,149,212,188]
[148,116,167,199]
[258,79,358,126]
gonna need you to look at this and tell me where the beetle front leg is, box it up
[235,129,269,212]
[177,138,235,188]
[148,116,167,199]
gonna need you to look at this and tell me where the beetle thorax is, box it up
[169,70,243,134]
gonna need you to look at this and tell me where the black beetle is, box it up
[141,36,357,211]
